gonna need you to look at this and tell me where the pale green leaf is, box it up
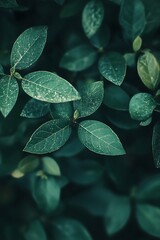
[129,92,157,121]
[21,98,49,118]
[136,204,160,238]
[42,156,61,176]
[137,51,160,90]
[31,175,60,213]
[152,123,160,168]
[82,0,104,38]
[24,221,47,240]
[11,26,48,70]
[0,75,19,117]
[22,71,81,103]
[24,119,71,154]
[51,218,93,240]
[60,44,97,71]
[133,36,142,52]
[73,81,104,118]
[98,52,126,86]
[50,102,73,120]
[119,0,146,41]
[104,196,131,235]
[78,120,125,155]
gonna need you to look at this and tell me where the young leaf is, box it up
[132,36,142,52]
[98,52,126,86]
[136,204,160,238]
[24,221,47,240]
[78,120,125,155]
[20,99,49,118]
[51,218,93,240]
[22,71,81,103]
[10,26,48,70]
[82,0,104,38]
[104,196,131,235]
[119,0,145,41]
[129,93,157,121]
[73,81,104,118]
[137,51,160,91]
[103,85,130,111]
[0,75,19,117]
[152,123,160,168]
[50,102,73,120]
[0,0,18,8]
[24,119,71,154]
[42,156,61,176]
[60,44,97,72]
[31,175,60,213]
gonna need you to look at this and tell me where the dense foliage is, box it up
[1,0,160,239]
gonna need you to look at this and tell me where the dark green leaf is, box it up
[119,0,146,41]
[0,0,18,8]
[50,102,73,120]
[129,93,156,121]
[104,196,131,235]
[60,44,97,71]
[0,75,19,117]
[11,26,48,70]
[73,81,104,118]
[20,99,49,118]
[137,51,160,91]
[152,123,160,168]
[31,175,60,213]
[24,119,71,154]
[82,0,104,38]
[22,71,81,103]
[89,25,110,49]
[42,156,61,176]
[78,120,125,155]
[103,85,130,111]
[60,0,85,18]
[98,52,126,86]
[136,204,160,237]
[24,221,47,240]
[0,64,4,74]
[52,218,93,240]
[54,0,65,5]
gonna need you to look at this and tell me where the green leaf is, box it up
[0,64,4,74]
[0,75,19,117]
[20,99,49,118]
[89,25,110,49]
[132,36,142,52]
[24,221,47,240]
[119,0,145,41]
[31,175,60,213]
[10,26,48,70]
[129,93,157,121]
[152,123,160,168]
[103,85,130,111]
[104,196,131,235]
[78,120,125,155]
[50,102,73,120]
[60,0,85,18]
[82,0,104,38]
[24,119,71,154]
[73,81,104,118]
[136,204,160,238]
[0,0,18,8]
[12,155,39,178]
[137,51,160,91]
[98,52,126,86]
[51,218,93,240]
[22,71,81,103]
[42,157,61,176]
[60,44,97,72]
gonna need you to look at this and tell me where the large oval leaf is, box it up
[22,71,81,103]
[11,26,48,70]
[60,44,97,72]
[78,120,125,155]
[24,119,71,154]
[0,75,19,117]
[137,51,160,91]
[82,0,104,38]
[98,52,126,86]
